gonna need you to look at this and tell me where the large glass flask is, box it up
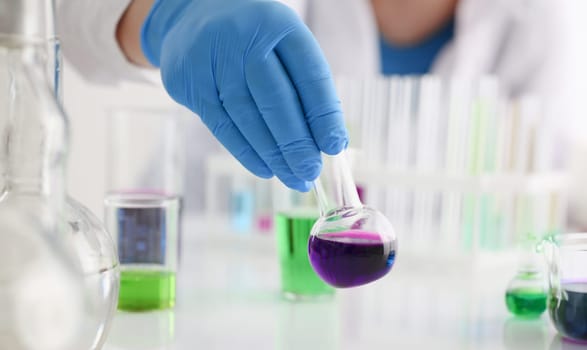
[0,210,84,350]
[63,197,120,348]
[543,233,587,343]
[0,1,119,348]
[50,10,119,350]
[308,151,397,288]
[0,34,85,350]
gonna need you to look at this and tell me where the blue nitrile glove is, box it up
[141,0,349,192]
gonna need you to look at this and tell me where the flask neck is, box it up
[0,0,55,39]
[313,151,362,217]
[0,39,67,200]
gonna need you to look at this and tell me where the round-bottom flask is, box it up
[0,3,118,347]
[0,209,84,350]
[505,268,547,318]
[505,235,547,318]
[308,152,397,288]
[64,197,120,349]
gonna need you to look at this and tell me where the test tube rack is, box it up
[340,75,568,268]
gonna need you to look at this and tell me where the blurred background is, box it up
[55,1,587,349]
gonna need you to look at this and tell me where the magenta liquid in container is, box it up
[309,230,396,288]
[307,151,397,288]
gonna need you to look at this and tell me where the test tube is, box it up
[441,77,472,251]
[254,179,273,234]
[383,76,398,218]
[370,76,390,212]
[104,108,184,311]
[511,98,539,245]
[476,77,500,250]
[493,97,512,249]
[384,77,407,245]
[520,97,553,239]
[229,177,254,234]
[413,76,442,250]
[461,78,499,252]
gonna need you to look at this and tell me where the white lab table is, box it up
[103,218,583,350]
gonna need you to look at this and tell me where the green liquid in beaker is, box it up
[505,288,547,318]
[275,213,334,299]
[118,270,176,311]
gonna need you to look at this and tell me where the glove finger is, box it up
[274,26,349,155]
[219,77,311,192]
[199,101,274,179]
[245,50,322,182]
[158,43,274,181]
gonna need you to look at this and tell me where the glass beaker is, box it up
[104,108,184,311]
[543,233,587,343]
[273,181,334,300]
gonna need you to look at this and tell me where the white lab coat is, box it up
[56,0,587,214]
[57,0,585,132]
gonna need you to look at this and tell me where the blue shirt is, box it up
[379,19,455,75]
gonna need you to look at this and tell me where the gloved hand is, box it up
[141,0,348,192]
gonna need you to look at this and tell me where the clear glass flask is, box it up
[105,108,183,311]
[0,2,84,349]
[0,1,119,348]
[0,210,84,350]
[505,235,547,318]
[62,197,120,348]
[308,151,397,288]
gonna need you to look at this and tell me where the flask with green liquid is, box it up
[505,234,547,318]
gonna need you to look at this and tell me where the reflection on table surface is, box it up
[103,219,582,350]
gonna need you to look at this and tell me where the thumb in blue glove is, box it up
[141,0,349,192]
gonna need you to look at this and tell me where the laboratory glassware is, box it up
[505,270,547,318]
[309,151,397,288]
[50,29,119,350]
[230,177,254,234]
[63,197,120,348]
[273,181,334,300]
[47,4,119,347]
[0,1,119,349]
[543,233,587,343]
[0,210,84,350]
[254,179,273,233]
[105,108,183,311]
[505,235,547,318]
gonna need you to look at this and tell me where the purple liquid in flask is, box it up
[308,151,398,288]
[309,230,396,288]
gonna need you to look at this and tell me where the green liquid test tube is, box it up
[275,213,334,299]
